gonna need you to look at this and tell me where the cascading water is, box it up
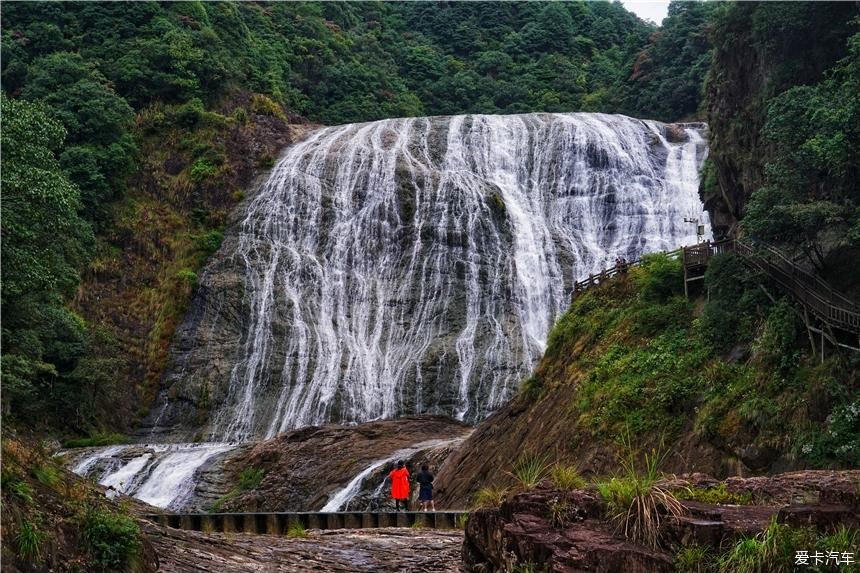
[64,443,234,510]
[151,112,710,443]
[70,113,710,510]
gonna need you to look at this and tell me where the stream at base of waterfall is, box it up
[62,112,710,512]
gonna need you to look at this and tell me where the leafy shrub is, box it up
[753,300,801,371]
[175,98,205,128]
[83,509,141,570]
[189,157,218,182]
[520,374,545,401]
[175,269,198,289]
[797,400,860,467]
[631,296,692,337]
[632,253,684,303]
[195,229,224,255]
[238,467,265,491]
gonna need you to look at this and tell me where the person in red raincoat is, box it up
[388,460,410,511]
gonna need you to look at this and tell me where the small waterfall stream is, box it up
[321,437,465,512]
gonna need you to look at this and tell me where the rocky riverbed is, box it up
[217,416,471,512]
[146,526,464,573]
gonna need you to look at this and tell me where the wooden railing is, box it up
[572,247,683,292]
[571,240,860,336]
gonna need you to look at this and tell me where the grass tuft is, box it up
[596,434,684,549]
[16,520,45,562]
[287,521,307,538]
[508,454,551,491]
[473,486,509,509]
[550,464,586,490]
[675,545,715,573]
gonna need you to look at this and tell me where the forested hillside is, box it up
[2,1,858,442]
[1,1,714,436]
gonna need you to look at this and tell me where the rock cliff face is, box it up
[145,112,709,442]
[701,3,857,237]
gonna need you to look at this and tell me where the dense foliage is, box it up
[547,253,858,468]
[703,3,859,276]
[744,22,860,270]
[2,0,858,443]
[1,1,722,125]
[618,1,718,121]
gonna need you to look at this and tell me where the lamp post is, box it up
[684,217,705,244]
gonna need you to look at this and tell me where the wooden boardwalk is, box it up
[572,239,860,347]
[143,511,465,534]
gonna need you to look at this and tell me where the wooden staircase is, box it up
[572,239,860,352]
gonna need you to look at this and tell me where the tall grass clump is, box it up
[717,518,797,573]
[675,545,716,573]
[16,520,45,562]
[596,435,683,549]
[473,486,509,509]
[287,521,307,538]
[550,464,586,490]
[508,454,551,491]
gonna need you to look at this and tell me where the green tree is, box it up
[1,94,93,418]
[22,52,136,227]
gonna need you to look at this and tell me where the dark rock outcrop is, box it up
[463,488,674,573]
[217,416,471,512]
[464,471,860,573]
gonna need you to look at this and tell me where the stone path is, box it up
[146,525,464,573]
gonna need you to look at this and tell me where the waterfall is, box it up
[67,113,710,511]
[65,443,234,510]
[153,112,709,443]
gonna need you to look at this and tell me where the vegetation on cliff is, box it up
[554,253,857,468]
[1,1,718,435]
[703,3,860,289]
[1,438,152,572]
[436,253,858,507]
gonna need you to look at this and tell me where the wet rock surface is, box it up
[216,417,471,512]
[151,113,709,441]
[146,525,464,573]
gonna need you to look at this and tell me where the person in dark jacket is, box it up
[416,464,435,511]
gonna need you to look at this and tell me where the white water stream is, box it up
[67,443,233,510]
